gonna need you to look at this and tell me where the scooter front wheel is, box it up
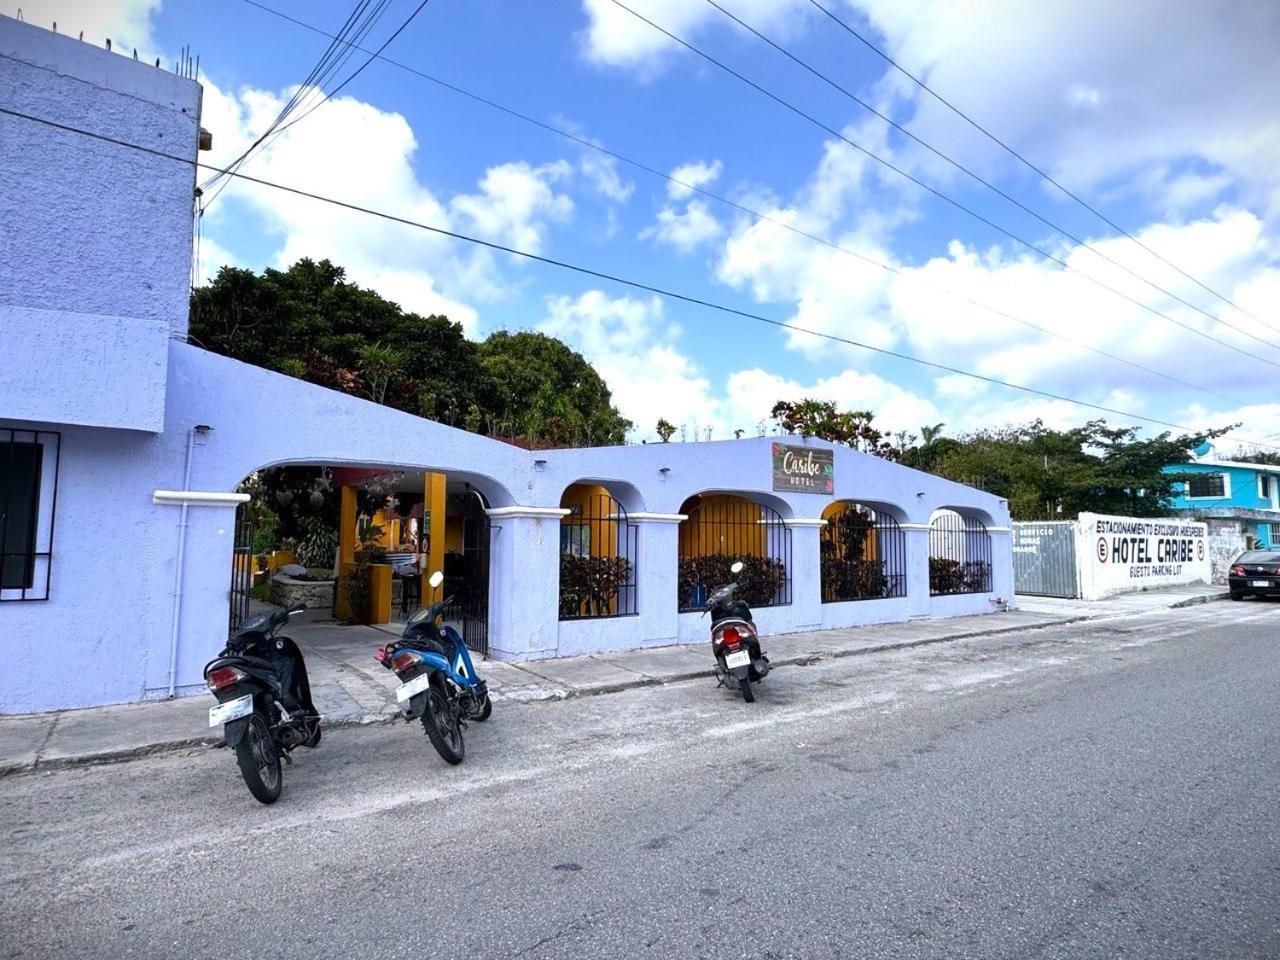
[422,681,465,765]
[235,713,283,804]
[738,676,755,703]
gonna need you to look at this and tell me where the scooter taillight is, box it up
[391,651,422,672]
[374,645,390,664]
[719,626,741,647]
[207,666,245,693]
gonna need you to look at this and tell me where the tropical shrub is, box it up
[559,554,633,618]
[677,554,786,609]
[928,557,992,595]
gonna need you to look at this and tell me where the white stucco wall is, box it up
[0,16,200,433]
[0,16,201,333]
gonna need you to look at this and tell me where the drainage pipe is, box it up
[165,428,197,699]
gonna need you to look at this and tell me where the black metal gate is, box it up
[229,503,254,633]
[444,489,491,657]
[820,502,907,602]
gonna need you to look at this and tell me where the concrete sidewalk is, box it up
[0,584,1228,775]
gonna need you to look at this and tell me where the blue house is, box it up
[1164,443,1280,578]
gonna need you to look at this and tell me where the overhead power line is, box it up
[803,0,1276,333]
[607,0,1280,373]
[701,0,1280,352]
[205,0,431,208]
[3,104,1275,452]
[234,0,1252,408]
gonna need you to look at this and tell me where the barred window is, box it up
[1,429,60,601]
[1186,473,1226,498]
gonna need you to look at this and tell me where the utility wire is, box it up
[804,0,1275,332]
[607,0,1280,372]
[201,0,381,193]
[261,0,431,145]
[702,0,1280,352]
[206,0,423,207]
[233,0,1252,408]
[3,103,1274,451]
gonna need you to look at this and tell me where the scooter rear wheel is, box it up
[738,676,755,703]
[235,713,283,804]
[422,680,465,765]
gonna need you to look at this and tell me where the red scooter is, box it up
[704,562,770,702]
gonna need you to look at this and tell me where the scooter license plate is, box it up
[725,650,751,670]
[396,672,432,704]
[209,694,252,727]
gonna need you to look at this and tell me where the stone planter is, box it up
[269,573,336,611]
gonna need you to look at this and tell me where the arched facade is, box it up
[558,483,639,620]
[820,501,908,603]
[677,494,792,612]
[2,354,1014,709]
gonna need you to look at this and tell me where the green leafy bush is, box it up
[559,554,633,618]
[928,557,991,595]
[296,517,338,571]
[820,506,893,601]
[678,554,786,609]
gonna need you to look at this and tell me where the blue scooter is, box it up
[375,571,491,764]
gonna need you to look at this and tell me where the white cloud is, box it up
[20,0,160,54]
[578,0,809,73]
[725,367,942,438]
[858,0,1280,218]
[668,159,722,200]
[541,291,721,438]
[579,151,634,203]
[198,80,581,337]
[449,160,574,255]
[640,159,728,252]
[640,199,724,252]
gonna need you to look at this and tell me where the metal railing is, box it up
[929,513,993,595]
[678,497,792,612]
[0,429,60,602]
[820,502,907,602]
[559,493,639,620]
[228,504,254,632]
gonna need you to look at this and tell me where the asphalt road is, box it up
[1,602,1277,960]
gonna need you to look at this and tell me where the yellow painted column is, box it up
[423,472,447,603]
[339,484,357,565]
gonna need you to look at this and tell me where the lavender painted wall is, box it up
[0,17,1012,714]
[0,16,200,336]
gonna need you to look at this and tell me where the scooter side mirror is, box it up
[730,561,745,575]
[428,570,444,589]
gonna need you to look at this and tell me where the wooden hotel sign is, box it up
[772,442,834,494]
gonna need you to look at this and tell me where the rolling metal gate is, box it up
[1012,521,1079,598]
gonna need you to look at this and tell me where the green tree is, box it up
[478,331,631,446]
[190,259,488,426]
[190,259,631,446]
[925,419,1235,520]
[656,418,676,443]
[770,399,901,460]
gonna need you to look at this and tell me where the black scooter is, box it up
[204,604,321,804]
[705,561,770,702]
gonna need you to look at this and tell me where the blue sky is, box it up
[33,0,1280,449]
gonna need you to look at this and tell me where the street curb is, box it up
[0,612,1093,776]
[1168,591,1231,608]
